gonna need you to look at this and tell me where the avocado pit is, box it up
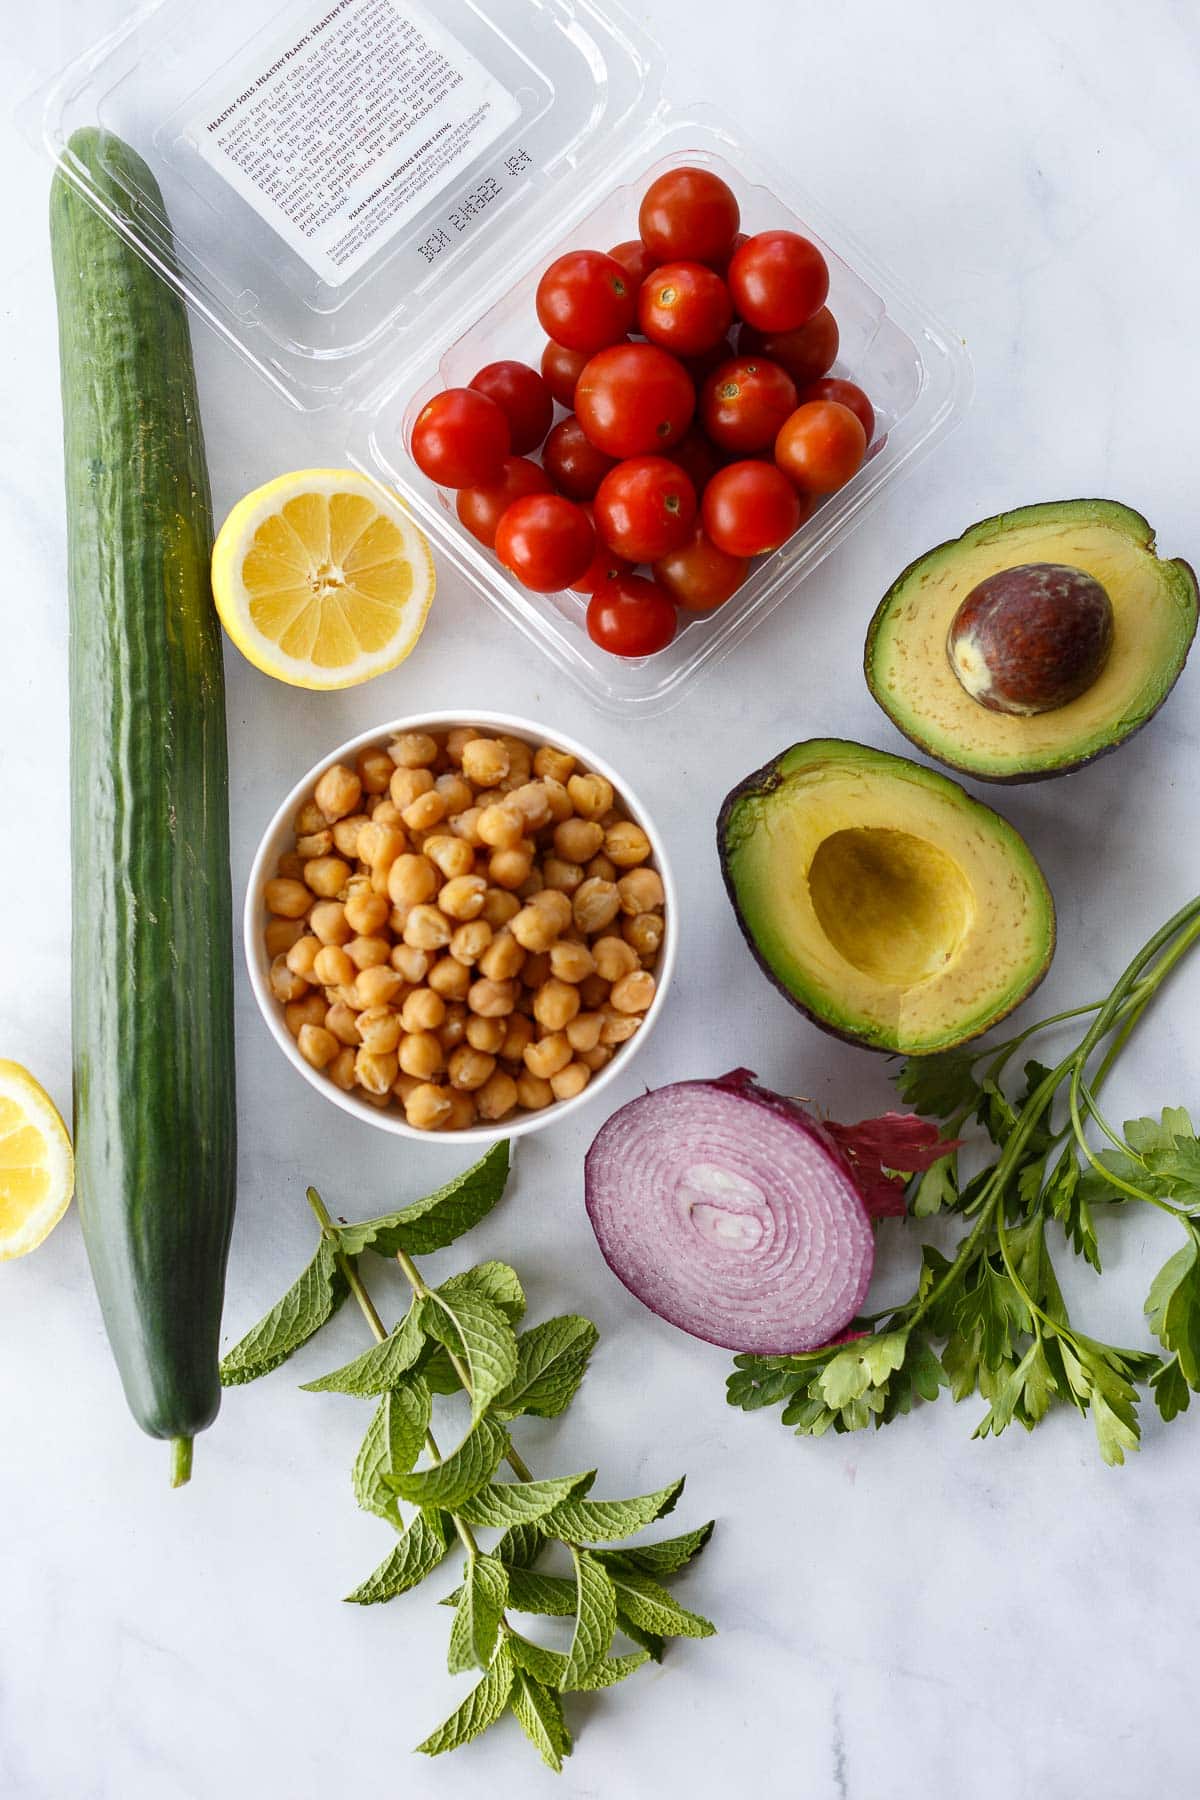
[947,561,1114,716]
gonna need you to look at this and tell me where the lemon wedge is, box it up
[0,1060,74,1261]
[212,469,435,689]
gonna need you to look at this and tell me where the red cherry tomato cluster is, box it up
[409,166,878,659]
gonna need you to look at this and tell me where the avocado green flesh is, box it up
[720,739,1055,1054]
[866,500,1198,781]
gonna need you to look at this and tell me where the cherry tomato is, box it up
[541,339,592,408]
[637,261,733,357]
[668,425,724,496]
[701,460,807,557]
[494,494,595,592]
[456,456,554,548]
[535,250,637,354]
[468,360,553,455]
[570,509,634,595]
[729,231,830,333]
[739,307,839,386]
[411,387,510,489]
[774,400,866,495]
[709,230,748,277]
[594,456,697,562]
[700,356,798,454]
[682,335,737,385]
[654,524,748,610]
[575,343,695,459]
[542,414,616,500]
[586,574,678,657]
[798,377,875,445]
[639,167,740,267]
[609,239,657,287]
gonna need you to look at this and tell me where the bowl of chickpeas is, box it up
[246,712,676,1140]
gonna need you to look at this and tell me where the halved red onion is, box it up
[584,1068,878,1354]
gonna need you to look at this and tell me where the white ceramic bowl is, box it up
[245,710,678,1144]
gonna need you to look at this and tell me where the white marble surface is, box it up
[5,2,1200,1794]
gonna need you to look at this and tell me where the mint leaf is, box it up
[504,1568,578,1615]
[439,1260,526,1324]
[352,1378,431,1521]
[562,1549,617,1687]
[595,1520,715,1578]
[615,1608,665,1662]
[448,1555,509,1673]
[458,1472,595,1529]
[511,1670,571,1771]
[1145,1229,1200,1387]
[415,1640,515,1757]
[508,1636,568,1683]
[344,1510,448,1605]
[389,1415,508,1510]
[426,1285,518,1426]
[495,1522,545,1570]
[301,1300,427,1395]
[568,1649,651,1690]
[606,1566,716,1640]
[893,1049,981,1118]
[541,1477,684,1544]
[341,1141,511,1258]
[492,1315,598,1420]
[220,1240,347,1385]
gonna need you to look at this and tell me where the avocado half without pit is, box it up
[865,499,1198,781]
[718,739,1055,1055]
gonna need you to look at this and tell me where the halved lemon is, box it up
[0,1061,74,1261]
[212,470,435,689]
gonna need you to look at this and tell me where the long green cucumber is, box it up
[50,127,236,1481]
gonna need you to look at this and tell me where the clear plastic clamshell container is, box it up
[41,0,971,715]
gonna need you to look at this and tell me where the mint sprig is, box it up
[221,1143,715,1770]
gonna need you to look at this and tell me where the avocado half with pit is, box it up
[717,739,1054,1055]
[865,499,1198,782]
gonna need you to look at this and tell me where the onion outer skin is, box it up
[584,1068,875,1354]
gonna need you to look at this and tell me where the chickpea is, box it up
[304,856,352,899]
[310,945,353,988]
[357,746,395,794]
[332,814,370,859]
[511,905,559,954]
[443,1090,478,1130]
[438,874,487,921]
[344,889,389,936]
[566,1010,604,1052]
[388,903,412,936]
[286,935,322,980]
[466,1015,505,1054]
[600,1008,642,1045]
[579,972,611,1011]
[435,772,474,815]
[541,778,574,824]
[341,935,386,973]
[573,878,621,934]
[469,977,517,1018]
[389,731,439,769]
[605,821,652,868]
[439,1003,469,1049]
[445,726,482,765]
[405,1082,452,1130]
[425,834,474,880]
[478,929,526,982]
[500,1012,535,1063]
[592,935,638,982]
[388,853,438,906]
[516,870,544,901]
[357,1007,402,1054]
[611,969,656,1014]
[542,857,584,893]
[521,952,551,990]
[355,964,405,1009]
[500,735,533,780]
[390,943,430,983]
[450,919,492,966]
[533,979,581,1032]
[509,781,553,831]
[624,912,665,961]
[285,993,327,1037]
[516,1071,555,1111]
[269,955,308,1003]
[265,916,305,957]
[324,1001,362,1046]
[448,1045,496,1091]
[551,1061,591,1101]
[295,829,333,859]
[567,772,613,819]
[489,842,534,890]
[392,1070,420,1105]
[358,821,406,872]
[297,1023,339,1070]
[371,799,405,828]
[450,806,485,846]
[428,955,472,1001]
[461,737,511,787]
[476,801,526,849]
[585,854,617,883]
[306,901,349,946]
[404,904,453,951]
[403,788,448,833]
[294,799,326,836]
[523,1032,572,1079]
[578,1043,613,1073]
[534,744,576,785]
[389,765,435,811]
[328,1046,359,1090]
[361,1087,394,1110]
[554,817,604,863]
[399,1031,443,1080]
[550,940,595,984]
[617,867,665,914]
[532,887,573,929]
[482,887,521,929]
[356,1047,399,1095]
[264,877,312,920]
[315,763,363,822]
[401,987,446,1033]
[276,851,306,880]
[476,1068,519,1121]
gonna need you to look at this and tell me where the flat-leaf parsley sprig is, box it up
[221,1143,715,1769]
[728,894,1200,1465]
